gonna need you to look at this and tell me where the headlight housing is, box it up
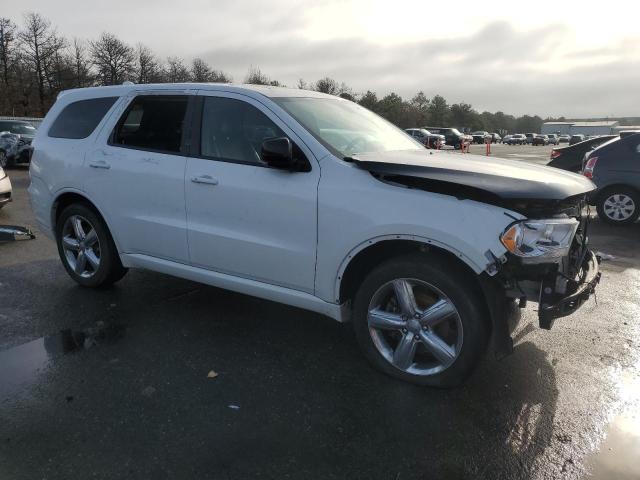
[500,218,579,260]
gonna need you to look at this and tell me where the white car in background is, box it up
[0,165,11,208]
[29,83,601,387]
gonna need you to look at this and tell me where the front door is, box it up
[184,93,319,293]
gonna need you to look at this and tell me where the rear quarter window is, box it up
[48,97,118,139]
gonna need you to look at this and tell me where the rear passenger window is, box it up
[48,97,117,139]
[112,95,188,153]
[200,97,286,165]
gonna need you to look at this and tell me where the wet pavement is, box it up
[1,167,639,479]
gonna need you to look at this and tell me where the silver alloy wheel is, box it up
[603,194,636,221]
[61,215,101,278]
[367,278,463,376]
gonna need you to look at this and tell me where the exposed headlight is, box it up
[500,218,579,259]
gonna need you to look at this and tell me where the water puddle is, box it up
[585,362,640,478]
[0,321,125,396]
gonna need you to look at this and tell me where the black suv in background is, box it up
[583,133,640,225]
[423,127,466,149]
[404,128,445,148]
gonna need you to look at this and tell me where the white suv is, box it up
[29,84,601,386]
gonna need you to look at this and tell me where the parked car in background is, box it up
[569,134,585,145]
[532,135,549,146]
[0,120,37,166]
[490,133,501,143]
[471,131,491,144]
[423,127,466,149]
[558,134,571,143]
[525,133,536,144]
[0,165,11,208]
[0,132,20,168]
[505,134,526,145]
[29,83,601,386]
[547,135,617,173]
[547,134,559,145]
[405,128,445,149]
[583,133,640,225]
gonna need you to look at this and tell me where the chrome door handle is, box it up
[191,175,218,185]
[89,160,111,169]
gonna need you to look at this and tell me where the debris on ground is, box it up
[141,386,156,397]
[207,370,218,379]
[228,405,240,410]
[0,225,36,242]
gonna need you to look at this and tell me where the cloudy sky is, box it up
[5,0,640,117]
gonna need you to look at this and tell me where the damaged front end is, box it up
[493,200,601,330]
[347,149,601,357]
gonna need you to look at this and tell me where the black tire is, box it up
[352,253,489,387]
[56,203,128,287]
[596,187,640,225]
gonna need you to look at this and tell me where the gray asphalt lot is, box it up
[1,148,639,479]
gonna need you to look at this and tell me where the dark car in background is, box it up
[404,128,445,148]
[569,134,585,145]
[583,133,640,225]
[547,135,616,173]
[532,134,549,146]
[423,127,466,149]
[0,120,37,166]
[525,133,536,144]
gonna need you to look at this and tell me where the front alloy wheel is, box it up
[353,254,489,387]
[367,279,463,376]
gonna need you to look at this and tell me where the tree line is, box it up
[1,12,547,133]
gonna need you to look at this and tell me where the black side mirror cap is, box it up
[261,137,296,171]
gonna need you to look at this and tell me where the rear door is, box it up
[83,91,193,263]
[184,92,320,293]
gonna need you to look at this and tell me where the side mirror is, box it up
[261,137,295,171]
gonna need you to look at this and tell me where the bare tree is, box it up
[190,57,231,83]
[0,18,16,88]
[297,78,307,89]
[244,65,270,85]
[135,43,161,84]
[313,77,339,95]
[68,38,92,87]
[18,12,66,114]
[90,32,134,85]
[164,56,190,82]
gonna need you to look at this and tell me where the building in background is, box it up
[541,120,619,136]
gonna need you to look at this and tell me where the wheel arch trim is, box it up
[51,188,123,253]
[333,234,484,304]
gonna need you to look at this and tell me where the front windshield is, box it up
[0,121,36,135]
[273,97,421,157]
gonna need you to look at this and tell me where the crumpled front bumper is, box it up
[538,250,601,329]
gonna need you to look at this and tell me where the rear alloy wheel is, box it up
[353,254,488,387]
[597,188,640,225]
[56,203,128,287]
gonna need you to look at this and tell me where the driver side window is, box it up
[200,97,285,165]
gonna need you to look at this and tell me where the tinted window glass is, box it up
[48,97,117,139]
[0,121,37,135]
[200,97,286,164]
[112,96,188,153]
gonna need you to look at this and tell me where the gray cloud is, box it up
[3,1,638,117]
